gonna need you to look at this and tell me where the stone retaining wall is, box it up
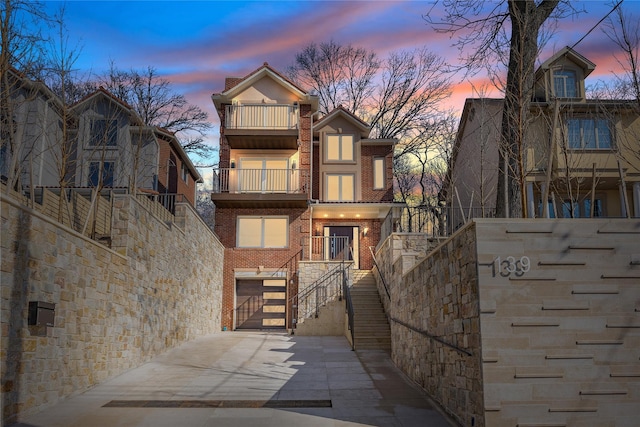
[376,219,640,427]
[377,224,484,426]
[1,192,224,424]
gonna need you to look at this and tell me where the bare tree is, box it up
[97,64,214,159]
[1,0,50,192]
[287,40,379,117]
[426,0,577,217]
[38,5,84,222]
[369,47,452,141]
[393,112,457,234]
[287,41,452,140]
[602,2,640,109]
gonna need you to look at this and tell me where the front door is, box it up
[324,226,359,269]
[235,279,287,329]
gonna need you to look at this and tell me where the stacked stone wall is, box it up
[376,225,484,427]
[1,192,223,424]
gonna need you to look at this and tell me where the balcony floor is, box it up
[211,192,308,208]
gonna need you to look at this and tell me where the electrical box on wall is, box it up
[28,301,55,327]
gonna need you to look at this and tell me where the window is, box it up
[237,216,288,248]
[0,142,9,179]
[88,161,114,187]
[326,135,354,162]
[567,118,612,149]
[540,198,603,218]
[90,119,118,146]
[562,199,603,218]
[238,158,289,192]
[554,70,578,98]
[326,174,354,201]
[373,157,385,189]
[181,162,189,183]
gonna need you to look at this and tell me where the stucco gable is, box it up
[314,106,371,137]
[536,46,596,78]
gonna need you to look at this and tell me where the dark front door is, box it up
[235,279,286,329]
[325,226,358,268]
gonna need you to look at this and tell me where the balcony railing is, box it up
[225,104,298,130]
[212,168,309,194]
[303,236,352,262]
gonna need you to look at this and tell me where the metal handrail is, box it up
[212,168,309,194]
[342,262,355,350]
[389,317,472,357]
[369,246,391,300]
[225,104,298,130]
[289,263,345,321]
[235,295,263,328]
[305,235,350,262]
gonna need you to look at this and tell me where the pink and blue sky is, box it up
[41,0,640,166]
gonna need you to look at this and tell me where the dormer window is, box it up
[553,70,578,98]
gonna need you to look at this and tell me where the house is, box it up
[71,88,159,192]
[447,47,640,221]
[0,68,67,191]
[211,63,396,331]
[155,127,202,209]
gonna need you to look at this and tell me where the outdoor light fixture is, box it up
[363,227,369,237]
[230,159,236,168]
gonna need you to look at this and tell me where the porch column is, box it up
[526,182,536,218]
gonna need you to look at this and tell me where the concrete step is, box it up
[355,337,391,350]
[349,271,391,352]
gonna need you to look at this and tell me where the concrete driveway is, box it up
[11,332,455,427]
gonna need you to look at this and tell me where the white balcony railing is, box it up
[212,168,308,194]
[225,104,298,130]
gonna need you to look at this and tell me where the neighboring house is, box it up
[447,47,640,221]
[155,127,202,208]
[1,68,67,190]
[211,63,396,331]
[71,88,159,192]
[2,73,202,209]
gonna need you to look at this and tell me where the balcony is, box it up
[211,168,309,208]
[224,104,299,149]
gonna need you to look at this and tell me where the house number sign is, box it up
[491,256,531,277]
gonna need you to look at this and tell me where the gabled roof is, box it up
[154,127,203,183]
[313,106,371,137]
[536,46,596,78]
[70,87,143,124]
[6,67,66,113]
[211,62,318,111]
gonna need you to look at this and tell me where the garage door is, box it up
[235,279,286,329]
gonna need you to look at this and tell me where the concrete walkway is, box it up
[11,332,455,427]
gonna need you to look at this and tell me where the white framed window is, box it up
[567,118,612,150]
[373,157,385,190]
[237,216,288,248]
[325,174,354,201]
[90,119,118,146]
[553,69,578,98]
[325,134,354,162]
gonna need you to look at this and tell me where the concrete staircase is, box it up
[350,270,391,351]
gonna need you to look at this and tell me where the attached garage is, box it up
[235,279,287,329]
